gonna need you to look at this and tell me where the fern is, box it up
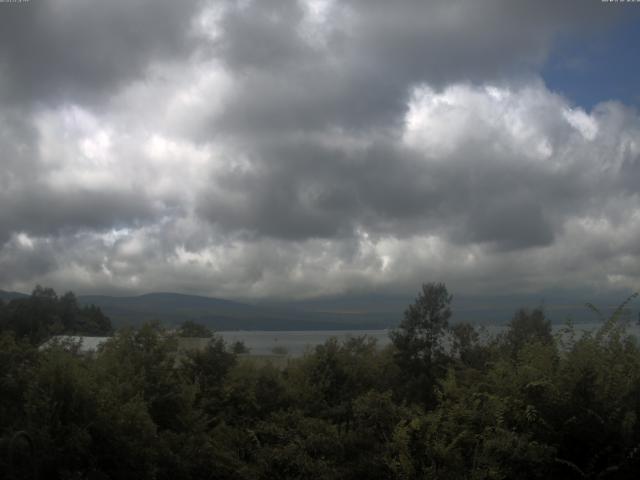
[587,292,639,342]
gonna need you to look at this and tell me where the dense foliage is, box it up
[0,286,112,343]
[177,320,214,338]
[1,284,640,479]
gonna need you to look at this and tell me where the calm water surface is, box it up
[217,323,640,357]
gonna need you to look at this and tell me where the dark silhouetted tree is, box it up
[177,320,213,338]
[503,307,552,356]
[390,282,452,406]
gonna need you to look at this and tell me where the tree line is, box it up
[0,286,112,343]
[1,283,639,479]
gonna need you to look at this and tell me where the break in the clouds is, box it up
[1,0,639,299]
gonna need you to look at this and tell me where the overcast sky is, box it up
[1,0,640,301]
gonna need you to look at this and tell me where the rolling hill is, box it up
[3,288,636,330]
[0,289,29,301]
[77,292,395,330]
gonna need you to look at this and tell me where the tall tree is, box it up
[177,320,212,338]
[390,282,452,406]
[502,307,552,357]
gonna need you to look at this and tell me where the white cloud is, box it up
[563,107,599,141]
[1,0,640,301]
[5,76,640,298]
[403,82,575,163]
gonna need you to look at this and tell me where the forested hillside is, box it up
[0,286,112,343]
[1,284,639,479]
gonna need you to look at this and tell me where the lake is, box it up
[217,322,640,357]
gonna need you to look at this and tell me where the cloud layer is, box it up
[1,0,639,299]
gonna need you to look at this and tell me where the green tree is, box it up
[181,335,237,417]
[502,307,552,357]
[231,340,250,354]
[450,322,491,371]
[0,287,111,343]
[177,320,213,338]
[390,282,453,406]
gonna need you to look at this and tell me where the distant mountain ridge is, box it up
[3,288,636,330]
[77,292,395,330]
[1,289,394,330]
[0,289,28,301]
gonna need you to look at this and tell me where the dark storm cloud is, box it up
[209,0,623,134]
[0,186,159,245]
[0,109,40,196]
[196,132,606,251]
[460,193,554,250]
[193,0,637,251]
[0,0,203,106]
[197,141,444,240]
[216,0,311,72]
[0,237,57,284]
